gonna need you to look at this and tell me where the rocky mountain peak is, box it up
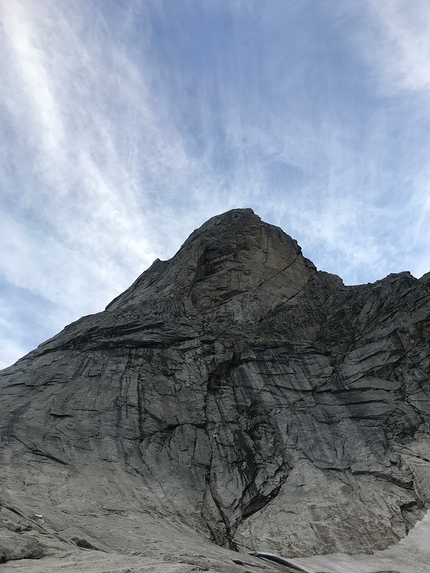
[107,207,317,321]
[1,209,430,572]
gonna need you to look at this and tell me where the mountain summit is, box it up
[1,209,430,571]
[106,207,317,314]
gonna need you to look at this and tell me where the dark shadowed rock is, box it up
[0,530,44,562]
[1,208,430,569]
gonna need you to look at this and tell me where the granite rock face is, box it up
[1,208,430,564]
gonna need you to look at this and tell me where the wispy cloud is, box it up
[339,0,430,98]
[1,1,201,284]
[0,0,253,365]
[330,0,430,276]
[1,0,430,366]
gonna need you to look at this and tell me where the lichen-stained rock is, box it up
[1,208,430,558]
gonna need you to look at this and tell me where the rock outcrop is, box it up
[1,208,430,568]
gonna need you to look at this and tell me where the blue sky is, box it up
[1,0,430,368]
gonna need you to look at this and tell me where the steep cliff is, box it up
[1,208,430,569]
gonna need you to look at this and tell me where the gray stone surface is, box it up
[1,208,430,571]
[288,509,430,573]
[0,530,44,563]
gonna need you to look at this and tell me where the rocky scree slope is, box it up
[1,208,430,563]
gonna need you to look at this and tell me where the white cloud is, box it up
[1,0,430,366]
[1,1,65,155]
[0,0,255,368]
[352,0,430,98]
[331,0,430,277]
